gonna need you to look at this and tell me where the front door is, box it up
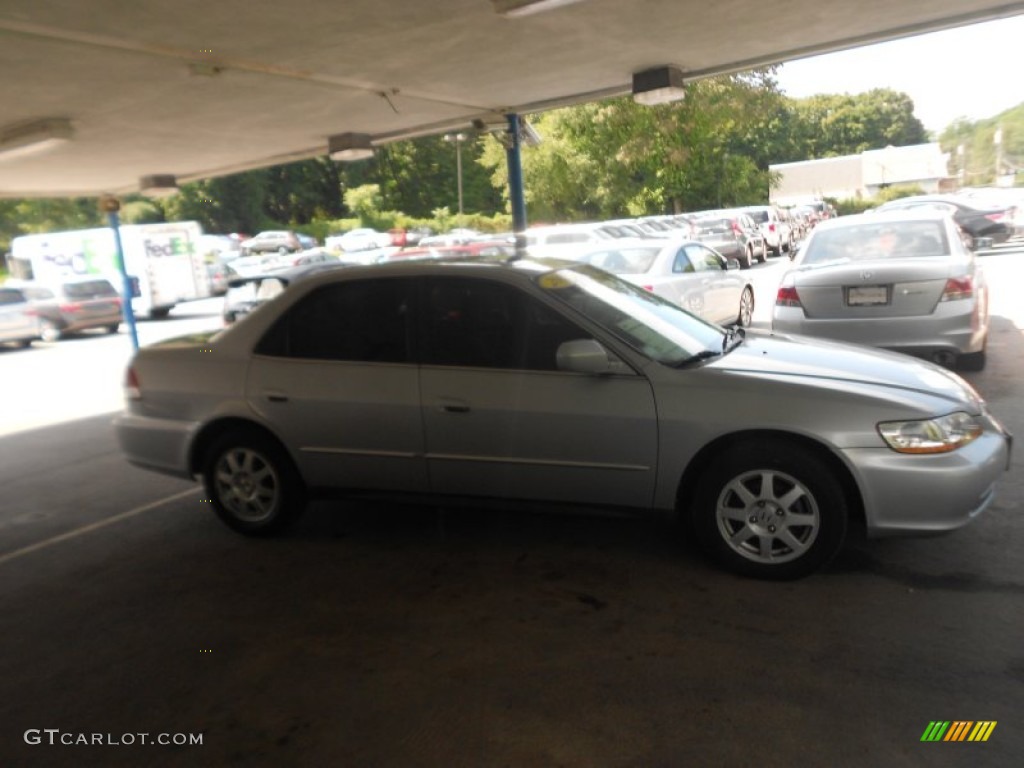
[418,276,658,509]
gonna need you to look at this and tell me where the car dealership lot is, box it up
[1,245,1022,765]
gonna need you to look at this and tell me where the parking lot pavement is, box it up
[0,250,1022,765]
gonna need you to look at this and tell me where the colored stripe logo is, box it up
[921,721,997,742]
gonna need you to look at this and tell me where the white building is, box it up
[770,143,952,204]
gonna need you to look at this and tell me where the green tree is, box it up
[782,89,929,161]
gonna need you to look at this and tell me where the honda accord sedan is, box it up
[115,258,1011,579]
[566,237,755,328]
[773,211,989,371]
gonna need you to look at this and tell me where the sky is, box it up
[774,14,1024,135]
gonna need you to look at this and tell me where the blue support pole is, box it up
[505,113,528,257]
[106,208,140,351]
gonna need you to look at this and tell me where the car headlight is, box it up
[877,412,983,454]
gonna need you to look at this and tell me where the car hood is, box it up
[711,329,980,409]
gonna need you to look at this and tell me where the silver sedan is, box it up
[567,237,755,327]
[772,211,990,371]
[115,258,1011,579]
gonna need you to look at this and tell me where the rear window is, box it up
[0,288,27,305]
[802,221,950,264]
[62,280,118,299]
[745,210,769,223]
[694,218,732,234]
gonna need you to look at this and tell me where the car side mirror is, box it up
[556,339,628,375]
[972,236,994,251]
[725,259,739,270]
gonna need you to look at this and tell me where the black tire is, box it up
[690,440,848,579]
[105,324,120,334]
[736,286,754,327]
[770,243,782,258]
[149,307,171,320]
[202,429,306,536]
[755,245,766,264]
[957,348,986,372]
[739,248,752,269]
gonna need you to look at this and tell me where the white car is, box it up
[324,228,392,254]
[523,223,612,259]
[569,238,755,327]
[114,257,1011,580]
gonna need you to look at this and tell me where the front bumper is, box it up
[843,417,1011,536]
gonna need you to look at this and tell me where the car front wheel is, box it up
[736,286,754,327]
[202,429,306,535]
[691,440,848,579]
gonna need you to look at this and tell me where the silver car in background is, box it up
[115,259,1010,580]
[773,211,990,371]
[566,237,754,327]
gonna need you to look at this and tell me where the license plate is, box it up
[846,285,889,306]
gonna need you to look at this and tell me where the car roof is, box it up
[813,210,951,231]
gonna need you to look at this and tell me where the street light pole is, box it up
[444,133,466,215]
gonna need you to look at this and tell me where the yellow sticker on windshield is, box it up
[538,273,572,290]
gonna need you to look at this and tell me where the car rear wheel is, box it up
[755,245,766,264]
[105,324,120,334]
[203,429,306,536]
[739,247,752,269]
[691,440,848,579]
[736,287,754,327]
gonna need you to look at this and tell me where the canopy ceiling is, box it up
[2,0,1022,197]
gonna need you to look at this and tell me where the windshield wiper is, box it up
[673,349,721,367]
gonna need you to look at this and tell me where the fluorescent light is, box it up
[0,118,73,162]
[328,133,375,162]
[140,174,179,197]
[492,0,587,18]
[632,66,687,106]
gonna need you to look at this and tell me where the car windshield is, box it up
[802,220,950,265]
[534,264,725,366]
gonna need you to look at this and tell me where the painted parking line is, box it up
[0,487,198,567]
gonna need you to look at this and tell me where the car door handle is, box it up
[438,400,470,414]
[264,391,289,403]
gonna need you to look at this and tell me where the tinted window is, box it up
[256,278,412,362]
[422,277,589,371]
[63,280,118,299]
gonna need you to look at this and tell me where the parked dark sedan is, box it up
[691,212,767,268]
[874,195,1014,247]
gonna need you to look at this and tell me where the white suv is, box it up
[738,205,794,257]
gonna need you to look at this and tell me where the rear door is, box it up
[245,277,427,492]
[418,275,658,508]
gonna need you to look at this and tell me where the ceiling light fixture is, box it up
[328,133,375,162]
[632,66,687,106]
[0,117,74,162]
[139,174,179,197]
[492,0,587,18]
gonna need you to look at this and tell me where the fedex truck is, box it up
[9,221,210,318]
